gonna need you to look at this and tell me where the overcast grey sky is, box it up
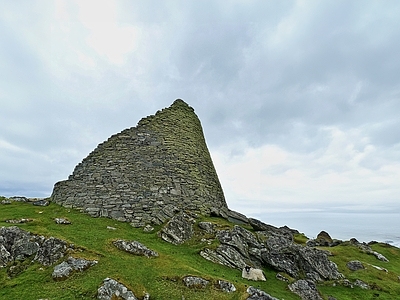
[1,1,399,219]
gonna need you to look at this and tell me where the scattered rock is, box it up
[52,257,97,280]
[242,266,266,281]
[159,212,195,245]
[182,276,209,289]
[32,199,49,206]
[143,224,154,232]
[288,279,323,300]
[1,199,11,205]
[106,226,116,230]
[246,286,279,300]
[350,239,389,262]
[113,240,158,257]
[97,277,138,300]
[354,279,369,289]
[5,218,33,224]
[215,280,236,293]
[347,260,365,271]
[54,218,71,225]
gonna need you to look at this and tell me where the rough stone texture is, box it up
[347,260,365,271]
[354,279,369,289]
[51,100,228,225]
[215,280,236,293]
[97,278,138,300]
[288,279,323,300]
[159,212,195,245]
[246,286,279,300]
[52,257,98,280]
[113,239,158,257]
[182,276,209,289]
[198,222,216,234]
[200,222,343,281]
[0,226,69,268]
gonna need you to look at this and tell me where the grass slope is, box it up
[0,200,399,300]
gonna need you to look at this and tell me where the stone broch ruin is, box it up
[51,99,229,225]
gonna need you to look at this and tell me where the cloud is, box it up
[211,125,400,215]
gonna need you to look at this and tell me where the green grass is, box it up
[1,201,399,300]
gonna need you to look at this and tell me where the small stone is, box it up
[182,276,209,289]
[143,225,154,232]
[107,226,117,230]
[113,240,158,257]
[347,260,365,271]
[215,280,236,293]
[55,218,71,225]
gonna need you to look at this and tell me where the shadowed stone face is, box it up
[51,99,228,224]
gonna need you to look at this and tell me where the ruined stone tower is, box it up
[51,99,228,225]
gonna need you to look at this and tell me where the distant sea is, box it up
[253,211,400,248]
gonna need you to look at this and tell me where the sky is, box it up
[1,1,400,228]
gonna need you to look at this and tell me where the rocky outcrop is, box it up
[288,279,323,300]
[158,212,196,245]
[200,220,343,282]
[97,278,138,300]
[53,256,97,280]
[51,100,228,225]
[113,240,158,257]
[0,226,70,268]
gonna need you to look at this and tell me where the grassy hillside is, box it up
[1,200,399,300]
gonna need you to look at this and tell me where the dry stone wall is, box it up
[51,99,228,225]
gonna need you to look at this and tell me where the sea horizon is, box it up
[253,210,400,248]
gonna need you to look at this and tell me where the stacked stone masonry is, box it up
[51,99,228,225]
